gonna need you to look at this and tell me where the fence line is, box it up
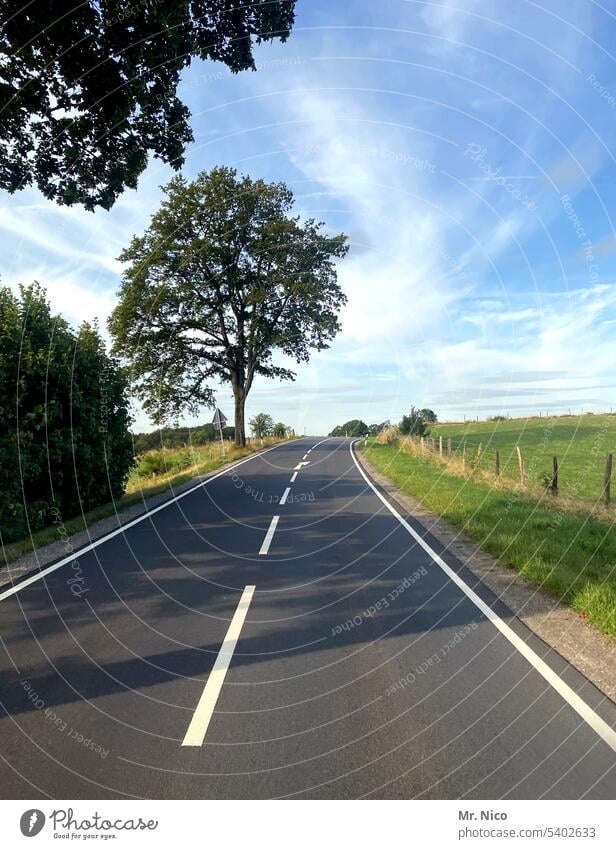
[410,436,614,506]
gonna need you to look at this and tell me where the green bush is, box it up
[137,449,193,477]
[399,407,429,437]
[0,284,134,544]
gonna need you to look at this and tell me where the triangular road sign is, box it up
[212,408,227,430]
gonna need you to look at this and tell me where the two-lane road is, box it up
[1,437,615,798]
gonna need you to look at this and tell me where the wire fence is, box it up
[417,435,614,506]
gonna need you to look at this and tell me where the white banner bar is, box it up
[2,800,615,847]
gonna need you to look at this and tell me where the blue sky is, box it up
[3,0,616,434]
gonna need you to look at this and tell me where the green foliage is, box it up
[329,420,369,437]
[136,449,193,478]
[132,422,217,454]
[109,166,348,445]
[250,413,274,439]
[0,1,297,209]
[418,408,438,423]
[399,407,430,437]
[272,422,287,438]
[0,283,134,543]
[367,422,389,436]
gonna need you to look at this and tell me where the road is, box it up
[0,437,615,799]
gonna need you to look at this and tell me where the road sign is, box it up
[212,408,227,431]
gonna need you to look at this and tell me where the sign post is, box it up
[212,407,228,455]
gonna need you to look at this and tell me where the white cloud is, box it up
[409,284,616,415]
[283,88,469,365]
[2,266,117,329]
[420,0,481,44]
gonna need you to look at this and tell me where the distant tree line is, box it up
[329,408,437,438]
[249,413,290,439]
[132,423,235,454]
[132,413,291,453]
[0,284,134,543]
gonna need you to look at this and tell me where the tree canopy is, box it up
[368,421,389,435]
[0,283,134,544]
[0,0,297,209]
[109,166,348,445]
[399,407,433,437]
[250,412,274,439]
[329,419,369,437]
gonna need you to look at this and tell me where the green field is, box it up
[362,438,616,639]
[432,414,616,504]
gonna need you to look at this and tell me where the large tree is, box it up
[0,0,296,209]
[250,413,274,439]
[109,166,348,446]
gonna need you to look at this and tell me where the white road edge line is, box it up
[0,442,285,603]
[259,516,280,555]
[181,585,255,747]
[302,453,309,460]
[349,440,616,754]
[279,487,291,506]
[290,472,298,483]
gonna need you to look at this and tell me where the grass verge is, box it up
[1,438,287,568]
[362,439,616,639]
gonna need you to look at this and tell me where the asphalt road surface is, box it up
[1,437,615,799]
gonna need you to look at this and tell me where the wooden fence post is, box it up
[495,449,500,477]
[604,453,613,506]
[551,456,558,494]
[516,446,525,486]
[420,436,424,453]
[439,435,443,457]
[476,442,483,469]
[447,438,452,460]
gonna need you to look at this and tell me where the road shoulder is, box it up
[356,446,616,702]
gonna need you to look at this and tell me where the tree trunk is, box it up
[234,387,246,447]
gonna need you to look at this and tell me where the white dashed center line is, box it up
[279,487,291,505]
[259,515,280,555]
[182,585,255,747]
[290,471,298,483]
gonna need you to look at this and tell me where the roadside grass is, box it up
[1,438,286,568]
[431,414,616,504]
[362,439,616,639]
